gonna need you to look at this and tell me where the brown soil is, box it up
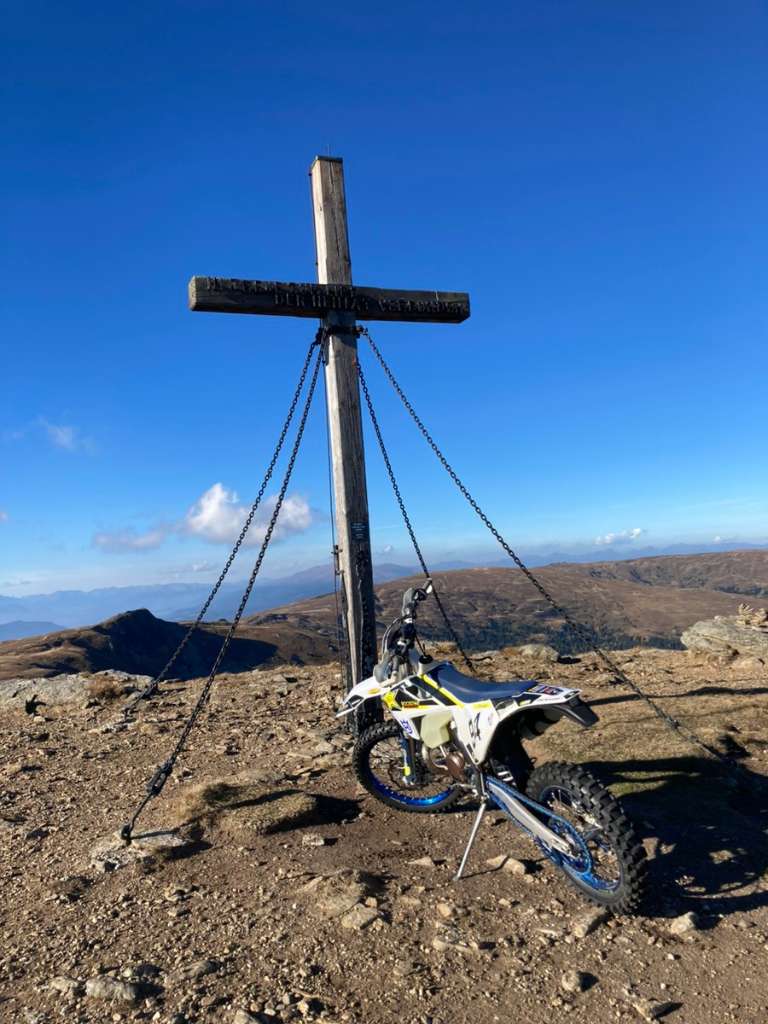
[1,647,767,1024]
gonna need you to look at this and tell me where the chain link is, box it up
[122,332,323,719]
[359,325,750,779]
[120,345,323,841]
[357,362,476,673]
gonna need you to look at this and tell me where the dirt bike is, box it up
[340,582,647,913]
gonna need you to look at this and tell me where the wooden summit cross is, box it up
[189,156,469,699]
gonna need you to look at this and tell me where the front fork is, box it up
[399,735,422,788]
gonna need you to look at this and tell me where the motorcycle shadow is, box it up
[583,754,768,922]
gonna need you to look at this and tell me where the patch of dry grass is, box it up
[169,776,318,837]
[85,677,126,701]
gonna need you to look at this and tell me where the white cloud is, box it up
[183,483,313,546]
[38,418,95,454]
[0,510,8,523]
[594,527,646,547]
[92,526,168,553]
[92,483,314,556]
[713,535,722,543]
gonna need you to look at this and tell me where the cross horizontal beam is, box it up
[188,276,470,324]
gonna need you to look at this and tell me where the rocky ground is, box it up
[1,644,768,1024]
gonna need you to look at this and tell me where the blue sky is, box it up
[2,2,766,596]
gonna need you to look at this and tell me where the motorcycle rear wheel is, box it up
[354,721,461,813]
[526,761,647,914]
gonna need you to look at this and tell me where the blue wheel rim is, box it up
[366,734,455,808]
[368,771,455,807]
[538,785,622,893]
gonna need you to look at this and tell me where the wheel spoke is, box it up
[368,735,453,801]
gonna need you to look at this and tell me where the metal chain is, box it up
[359,325,749,778]
[357,361,476,674]
[120,346,323,841]
[122,331,323,719]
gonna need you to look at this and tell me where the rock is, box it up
[519,643,560,663]
[668,911,700,935]
[561,969,589,993]
[301,832,327,847]
[0,671,152,708]
[408,855,440,868]
[485,854,508,870]
[297,997,324,1016]
[340,904,380,930]
[84,975,140,1003]
[733,655,765,671]
[304,874,368,920]
[572,907,610,939]
[48,975,84,997]
[89,830,192,872]
[436,902,455,919]
[132,962,162,980]
[682,613,768,658]
[169,958,220,983]
[233,1011,261,1024]
[631,996,677,1021]
[503,857,529,876]
[431,936,471,955]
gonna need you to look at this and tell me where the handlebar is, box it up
[401,579,434,618]
[373,579,434,682]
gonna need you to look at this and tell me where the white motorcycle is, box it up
[341,582,646,913]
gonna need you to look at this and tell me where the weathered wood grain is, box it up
[310,156,379,692]
[188,277,470,323]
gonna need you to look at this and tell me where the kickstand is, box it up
[454,797,489,881]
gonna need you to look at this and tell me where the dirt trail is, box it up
[1,646,767,1024]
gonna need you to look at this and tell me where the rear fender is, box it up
[494,687,598,741]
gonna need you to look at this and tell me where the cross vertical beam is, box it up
[310,157,379,720]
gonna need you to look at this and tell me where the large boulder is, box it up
[681,604,768,658]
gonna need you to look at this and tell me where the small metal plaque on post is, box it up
[351,521,368,542]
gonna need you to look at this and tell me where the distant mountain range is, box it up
[0,562,416,640]
[0,545,765,644]
[251,550,768,654]
[0,621,64,642]
[1,550,766,678]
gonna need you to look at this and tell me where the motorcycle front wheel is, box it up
[526,761,647,914]
[353,720,461,813]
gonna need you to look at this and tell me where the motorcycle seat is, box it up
[429,663,539,705]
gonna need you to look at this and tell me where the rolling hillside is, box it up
[250,558,756,653]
